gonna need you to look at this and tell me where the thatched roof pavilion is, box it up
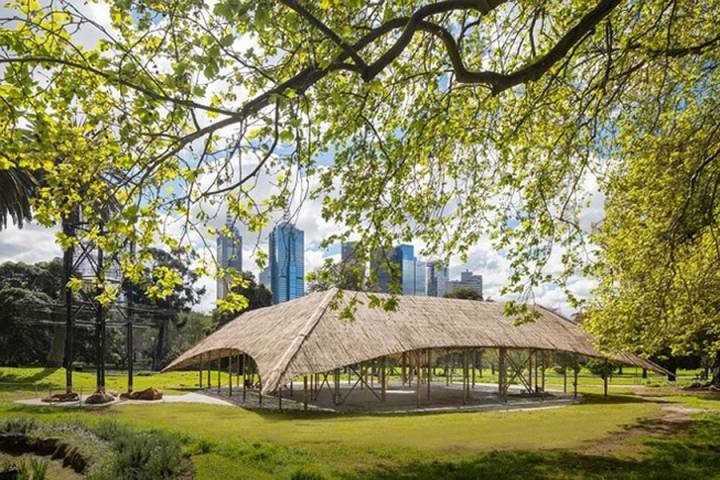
[165,288,668,398]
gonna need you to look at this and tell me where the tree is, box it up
[444,287,482,301]
[2,2,720,370]
[306,259,365,293]
[0,167,38,230]
[125,248,205,370]
[212,272,272,327]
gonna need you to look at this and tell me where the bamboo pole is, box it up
[217,359,221,393]
[228,356,233,397]
[498,347,507,402]
[426,349,431,400]
[381,357,386,402]
[303,375,308,411]
[415,352,420,409]
[463,348,469,405]
[573,356,579,399]
[199,354,204,389]
[242,354,247,401]
[401,352,407,388]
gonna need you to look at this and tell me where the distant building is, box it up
[370,244,422,295]
[447,270,483,298]
[414,260,427,296]
[426,260,448,297]
[392,244,416,295]
[369,246,393,292]
[216,214,243,301]
[258,266,271,289]
[269,222,305,304]
[341,241,358,263]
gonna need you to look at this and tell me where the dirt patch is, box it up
[581,402,695,457]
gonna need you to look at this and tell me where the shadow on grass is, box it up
[338,415,720,480]
[0,368,61,391]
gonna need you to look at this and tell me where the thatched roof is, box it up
[164,288,670,393]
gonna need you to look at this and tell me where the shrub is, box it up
[92,421,188,479]
[0,417,37,434]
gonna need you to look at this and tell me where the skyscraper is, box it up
[414,260,427,296]
[369,244,423,295]
[216,213,243,300]
[269,222,305,304]
[392,244,416,295]
[426,260,448,297]
[447,270,483,298]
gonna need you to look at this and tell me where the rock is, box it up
[120,387,163,401]
[84,391,116,404]
[41,392,79,403]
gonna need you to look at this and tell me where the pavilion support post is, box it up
[199,355,204,388]
[303,375,308,411]
[217,359,221,393]
[478,349,483,378]
[498,348,507,402]
[415,352,421,409]
[541,351,546,395]
[381,357,387,403]
[363,362,369,411]
[228,357,232,397]
[534,351,539,394]
[463,348,469,405]
[426,349,431,400]
[563,358,568,393]
[471,348,476,389]
[206,356,211,389]
[370,360,375,388]
[290,377,294,395]
[242,355,247,401]
[258,362,263,407]
[573,356,579,399]
[236,354,240,388]
[528,349,533,393]
[401,353,407,388]
[278,386,282,411]
[445,354,450,386]
[334,368,340,405]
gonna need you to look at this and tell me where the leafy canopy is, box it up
[2,0,720,359]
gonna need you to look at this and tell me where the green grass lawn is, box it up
[1,367,719,479]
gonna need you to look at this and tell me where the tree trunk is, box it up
[711,351,720,387]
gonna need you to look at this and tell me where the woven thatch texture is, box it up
[164,288,669,393]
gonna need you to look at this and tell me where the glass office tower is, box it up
[269,222,305,304]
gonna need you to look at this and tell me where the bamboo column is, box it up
[415,351,421,409]
[573,356,579,399]
[242,354,247,401]
[498,347,507,402]
[217,359,221,393]
[303,375,308,411]
[278,386,282,411]
[199,354,204,388]
[334,368,340,405]
[563,362,568,393]
[401,352,407,388]
[426,349,431,400]
[228,356,232,397]
[528,349,533,393]
[541,351,546,394]
[381,357,387,403]
[471,348,476,389]
[463,348,469,405]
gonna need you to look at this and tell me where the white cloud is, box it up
[0,223,59,263]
